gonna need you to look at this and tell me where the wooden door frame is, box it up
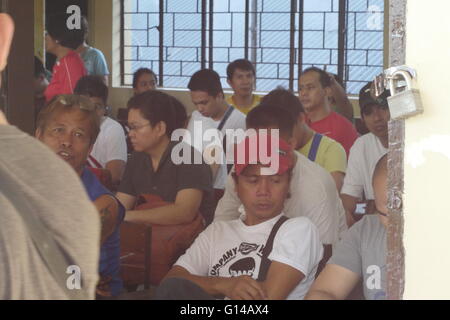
[3,0,35,135]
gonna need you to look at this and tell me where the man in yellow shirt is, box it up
[226,59,261,115]
[261,89,347,191]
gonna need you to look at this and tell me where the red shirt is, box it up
[307,111,358,157]
[44,50,87,102]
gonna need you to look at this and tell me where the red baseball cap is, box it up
[234,132,294,176]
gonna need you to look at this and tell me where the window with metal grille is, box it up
[121,0,384,94]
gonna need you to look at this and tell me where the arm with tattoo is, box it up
[94,194,119,245]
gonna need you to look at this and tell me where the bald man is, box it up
[306,154,388,300]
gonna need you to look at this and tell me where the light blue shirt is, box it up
[81,46,110,76]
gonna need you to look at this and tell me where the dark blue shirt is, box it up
[81,168,125,296]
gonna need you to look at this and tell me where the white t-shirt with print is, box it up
[185,108,246,189]
[88,116,128,168]
[341,133,388,200]
[175,212,323,300]
[215,151,347,244]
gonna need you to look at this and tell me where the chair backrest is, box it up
[120,221,152,289]
[119,194,205,288]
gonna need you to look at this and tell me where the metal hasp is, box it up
[385,66,424,120]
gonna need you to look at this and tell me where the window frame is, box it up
[119,0,385,93]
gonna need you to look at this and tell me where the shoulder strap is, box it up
[257,216,289,282]
[87,155,103,169]
[307,133,323,162]
[217,106,234,132]
[218,106,235,172]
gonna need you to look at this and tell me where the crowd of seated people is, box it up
[0,11,393,300]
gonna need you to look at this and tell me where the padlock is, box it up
[387,70,424,120]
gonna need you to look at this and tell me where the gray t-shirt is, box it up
[0,125,100,299]
[328,215,387,300]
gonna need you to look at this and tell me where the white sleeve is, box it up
[341,140,364,199]
[214,169,242,221]
[104,124,127,163]
[232,111,247,131]
[269,217,323,278]
[174,224,213,276]
[186,112,217,153]
[298,162,341,245]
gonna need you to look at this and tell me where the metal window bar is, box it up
[251,0,258,66]
[337,0,347,86]
[297,0,304,85]
[201,0,207,69]
[120,0,125,86]
[159,0,164,86]
[289,0,296,91]
[121,0,384,92]
[208,0,214,69]
[244,0,249,60]
[344,1,349,85]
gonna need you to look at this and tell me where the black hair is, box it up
[260,88,305,118]
[331,73,345,87]
[246,103,295,139]
[187,69,223,97]
[81,16,89,42]
[169,95,188,129]
[74,75,109,105]
[46,13,85,50]
[226,59,256,80]
[132,68,158,88]
[301,67,332,88]
[127,90,176,138]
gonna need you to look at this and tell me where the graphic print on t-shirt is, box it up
[209,242,264,277]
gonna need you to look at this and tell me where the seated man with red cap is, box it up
[154,131,323,300]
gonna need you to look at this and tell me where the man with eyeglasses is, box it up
[74,75,127,190]
[36,94,125,299]
[116,90,215,226]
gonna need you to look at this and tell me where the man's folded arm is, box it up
[262,261,305,300]
[164,266,266,300]
[305,264,360,300]
[123,188,202,225]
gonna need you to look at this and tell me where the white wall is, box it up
[403,0,450,299]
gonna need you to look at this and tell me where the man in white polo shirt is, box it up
[186,69,246,202]
[341,82,390,226]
